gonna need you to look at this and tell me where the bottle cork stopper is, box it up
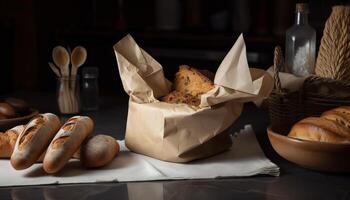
[296,3,309,13]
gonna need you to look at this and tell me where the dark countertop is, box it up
[1,93,350,200]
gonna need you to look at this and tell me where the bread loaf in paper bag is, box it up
[113,34,273,163]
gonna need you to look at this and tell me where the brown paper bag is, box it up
[114,34,273,163]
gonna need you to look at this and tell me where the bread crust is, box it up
[43,116,93,173]
[174,65,214,96]
[79,134,120,168]
[0,125,24,158]
[289,117,350,143]
[321,110,350,130]
[161,90,200,106]
[10,113,60,170]
[288,106,350,143]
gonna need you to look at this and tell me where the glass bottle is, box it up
[81,67,99,111]
[285,3,316,77]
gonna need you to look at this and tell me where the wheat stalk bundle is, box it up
[315,6,350,83]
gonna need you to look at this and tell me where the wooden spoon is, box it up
[52,46,72,112]
[71,46,87,77]
[48,62,61,77]
[52,46,70,77]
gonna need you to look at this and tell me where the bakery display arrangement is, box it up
[266,6,350,172]
[0,113,120,174]
[114,34,273,163]
[268,6,350,131]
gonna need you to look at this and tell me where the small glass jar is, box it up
[57,76,80,114]
[81,67,99,111]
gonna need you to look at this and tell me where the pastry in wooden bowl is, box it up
[288,117,350,143]
[0,98,38,131]
[288,107,350,143]
[268,106,350,172]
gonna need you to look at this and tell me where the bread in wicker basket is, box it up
[268,46,350,134]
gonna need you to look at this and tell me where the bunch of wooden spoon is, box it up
[49,46,87,114]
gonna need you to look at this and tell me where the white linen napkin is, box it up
[0,125,279,187]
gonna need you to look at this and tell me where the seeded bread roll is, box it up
[11,113,61,170]
[174,65,214,96]
[0,125,24,158]
[43,116,93,173]
[79,134,120,168]
[161,91,200,106]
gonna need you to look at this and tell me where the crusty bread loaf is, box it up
[289,117,350,143]
[174,65,214,96]
[11,113,60,170]
[288,106,350,143]
[0,125,24,158]
[79,134,120,168]
[161,91,200,106]
[43,116,93,173]
[321,107,350,129]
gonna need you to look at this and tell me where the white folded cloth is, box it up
[0,125,279,187]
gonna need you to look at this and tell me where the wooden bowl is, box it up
[267,127,350,172]
[0,108,39,131]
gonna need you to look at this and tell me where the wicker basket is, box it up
[268,47,350,133]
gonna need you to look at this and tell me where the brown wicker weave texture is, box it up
[315,6,350,83]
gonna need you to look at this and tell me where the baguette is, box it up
[10,113,60,170]
[79,134,120,168]
[0,125,24,158]
[43,116,93,173]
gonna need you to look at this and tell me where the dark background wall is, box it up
[1,0,349,95]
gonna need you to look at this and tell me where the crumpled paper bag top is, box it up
[114,35,172,103]
[114,34,273,107]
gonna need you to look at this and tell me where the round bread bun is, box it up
[80,134,120,168]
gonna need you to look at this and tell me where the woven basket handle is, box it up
[273,46,284,93]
